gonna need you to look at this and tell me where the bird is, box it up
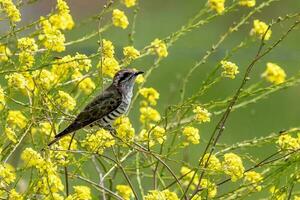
[48,68,143,146]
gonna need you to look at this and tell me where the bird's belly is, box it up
[98,101,130,126]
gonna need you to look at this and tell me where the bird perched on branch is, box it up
[48,68,143,146]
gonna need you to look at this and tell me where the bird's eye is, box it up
[119,72,131,82]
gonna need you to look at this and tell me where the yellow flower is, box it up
[21,148,44,169]
[250,19,272,40]
[139,87,160,105]
[277,134,300,151]
[31,121,55,137]
[116,185,133,200]
[33,69,55,90]
[122,0,136,7]
[112,9,129,29]
[58,135,77,150]
[0,43,11,62]
[7,110,27,129]
[82,129,115,154]
[66,186,92,200]
[144,190,179,200]
[269,186,287,200]
[74,53,92,72]
[36,174,64,194]
[183,126,200,145]
[200,179,217,198]
[220,60,239,79]
[98,57,120,78]
[222,153,245,182]
[17,37,38,52]
[0,85,5,110]
[5,72,27,91]
[208,0,225,14]
[193,106,211,123]
[244,171,263,191]
[150,38,168,58]
[239,0,255,7]
[114,116,135,143]
[123,46,140,61]
[5,127,17,143]
[135,74,145,84]
[18,51,35,70]
[180,166,199,189]
[79,77,96,95]
[0,0,21,22]
[56,90,76,111]
[152,126,166,144]
[9,189,23,200]
[49,0,74,30]
[140,106,161,124]
[101,39,115,58]
[39,17,66,52]
[262,62,286,85]
[201,153,221,172]
[0,163,16,185]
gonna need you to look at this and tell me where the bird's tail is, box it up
[47,126,73,147]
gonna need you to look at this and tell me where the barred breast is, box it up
[98,99,130,126]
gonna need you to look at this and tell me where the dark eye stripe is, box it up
[119,72,130,82]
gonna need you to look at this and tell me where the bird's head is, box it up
[112,68,144,90]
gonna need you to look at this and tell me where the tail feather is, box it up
[47,125,75,146]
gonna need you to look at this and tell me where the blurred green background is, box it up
[3,0,300,198]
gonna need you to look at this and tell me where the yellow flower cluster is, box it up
[244,171,263,191]
[39,0,74,51]
[139,87,160,106]
[220,60,239,79]
[150,38,168,58]
[201,153,221,172]
[82,129,115,154]
[112,9,129,29]
[21,148,64,196]
[49,0,74,30]
[31,121,55,137]
[180,166,199,190]
[208,0,225,14]
[116,185,133,200]
[277,133,300,151]
[0,163,16,186]
[0,43,11,62]
[239,0,256,7]
[123,46,140,62]
[183,126,200,145]
[52,53,92,82]
[5,127,17,143]
[98,39,120,78]
[122,0,136,7]
[114,116,135,143]
[139,126,166,147]
[199,179,217,198]
[144,190,179,200]
[0,0,21,22]
[135,74,145,84]
[222,153,245,182]
[262,62,286,85]
[8,189,23,200]
[250,19,272,40]
[193,106,211,123]
[72,70,96,95]
[5,72,27,91]
[6,110,27,129]
[139,106,161,124]
[56,90,76,111]
[0,85,5,110]
[17,37,38,70]
[39,17,66,52]
[32,69,56,90]
[66,186,92,200]
[269,186,287,200]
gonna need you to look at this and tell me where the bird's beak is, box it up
[134,71,144,76]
